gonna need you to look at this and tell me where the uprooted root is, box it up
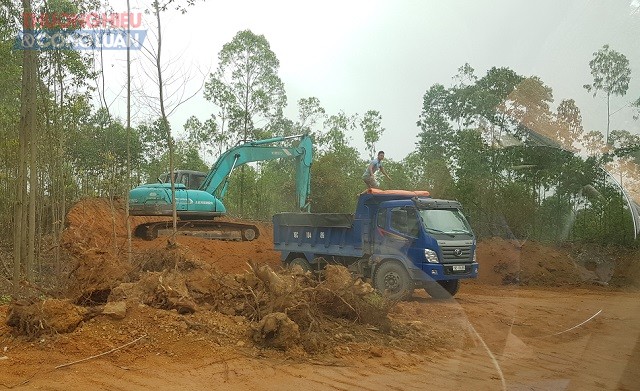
[253,312,301,350]
[7,249,393,354]
[6,299,90,338]
[247,263,392,349]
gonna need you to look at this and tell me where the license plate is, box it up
[452,265,465,271]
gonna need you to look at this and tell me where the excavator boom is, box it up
[200,134,312,211]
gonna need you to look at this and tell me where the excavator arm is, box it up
[201,134,313,211]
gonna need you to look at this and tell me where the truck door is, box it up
[373,207,419,258]
[373,207,387,253]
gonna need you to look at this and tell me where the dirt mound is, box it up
[63,197,280,272]
[475,237,640,287]
[7,246,394,355]
[476,237,589,286]
[4,198,406,357]
[566,243,640,289]
[62,198,281,302]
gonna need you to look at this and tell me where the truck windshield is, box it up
[419,209,472,235]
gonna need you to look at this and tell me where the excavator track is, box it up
[134,220,259,241]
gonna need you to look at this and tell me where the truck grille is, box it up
[440,245,473,263]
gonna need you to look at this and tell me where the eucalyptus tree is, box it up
[67,108,144,196]
[473,67,524,142]
[39,0,98,273]
[507,76,554,137]
[319,111,357,154]
[295,97,326,141]
[303,111,363,212]
[609,129,640,165]
[416,83,454,161]
[14,0,39,288]
[135,0,205,243]
[555,99,584,150]
[206,29,286,142]
[183,114,227,158]
[360,110,385,159]
[453,128,491,222]
[449,63,478,130]
[311,146,363,213]
[583,44,631,144]
[415,83,458,196]
[204,29,286,213]
[0,7,22,245]
[201,77,237,153]
[582,131,606,156]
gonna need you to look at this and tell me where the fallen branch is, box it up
[54,334,147,369]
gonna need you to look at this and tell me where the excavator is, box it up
[129,134,313,241]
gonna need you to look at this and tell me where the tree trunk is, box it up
[27,96,37,283]
[126,0,132,261]
[154,1,177,245]
[606,92,611,145]
[56,62,66,275]
[14,0,38,293]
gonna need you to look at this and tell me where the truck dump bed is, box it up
[272,213,364,258]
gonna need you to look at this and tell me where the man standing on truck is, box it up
[362,151,391,189]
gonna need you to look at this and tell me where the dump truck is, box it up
[273,189,478,299]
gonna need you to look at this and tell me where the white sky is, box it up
[98,0,640,162]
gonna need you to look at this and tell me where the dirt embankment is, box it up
[475,237,640,288]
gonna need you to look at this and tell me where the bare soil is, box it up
[1,198,639,391]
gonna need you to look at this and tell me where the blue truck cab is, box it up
[273,189,478,299]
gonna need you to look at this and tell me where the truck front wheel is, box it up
[373,261,412,301]
[424,279,459,299]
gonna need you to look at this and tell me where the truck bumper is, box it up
[409,262,479,283]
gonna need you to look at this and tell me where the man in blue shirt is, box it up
[362,151,391,189]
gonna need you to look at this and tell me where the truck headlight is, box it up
[473,250,476,263]
[424,249,439,263]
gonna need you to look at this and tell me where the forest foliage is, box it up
[1,0,639,286]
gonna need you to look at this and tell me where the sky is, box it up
[99,0,640,162]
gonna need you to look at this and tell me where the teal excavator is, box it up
[129,134,313,241]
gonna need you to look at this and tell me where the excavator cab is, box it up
[158,170,207,190]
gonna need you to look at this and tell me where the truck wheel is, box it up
[424,279,459,299]
[289,257,312,273]
[373,261,412,301]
